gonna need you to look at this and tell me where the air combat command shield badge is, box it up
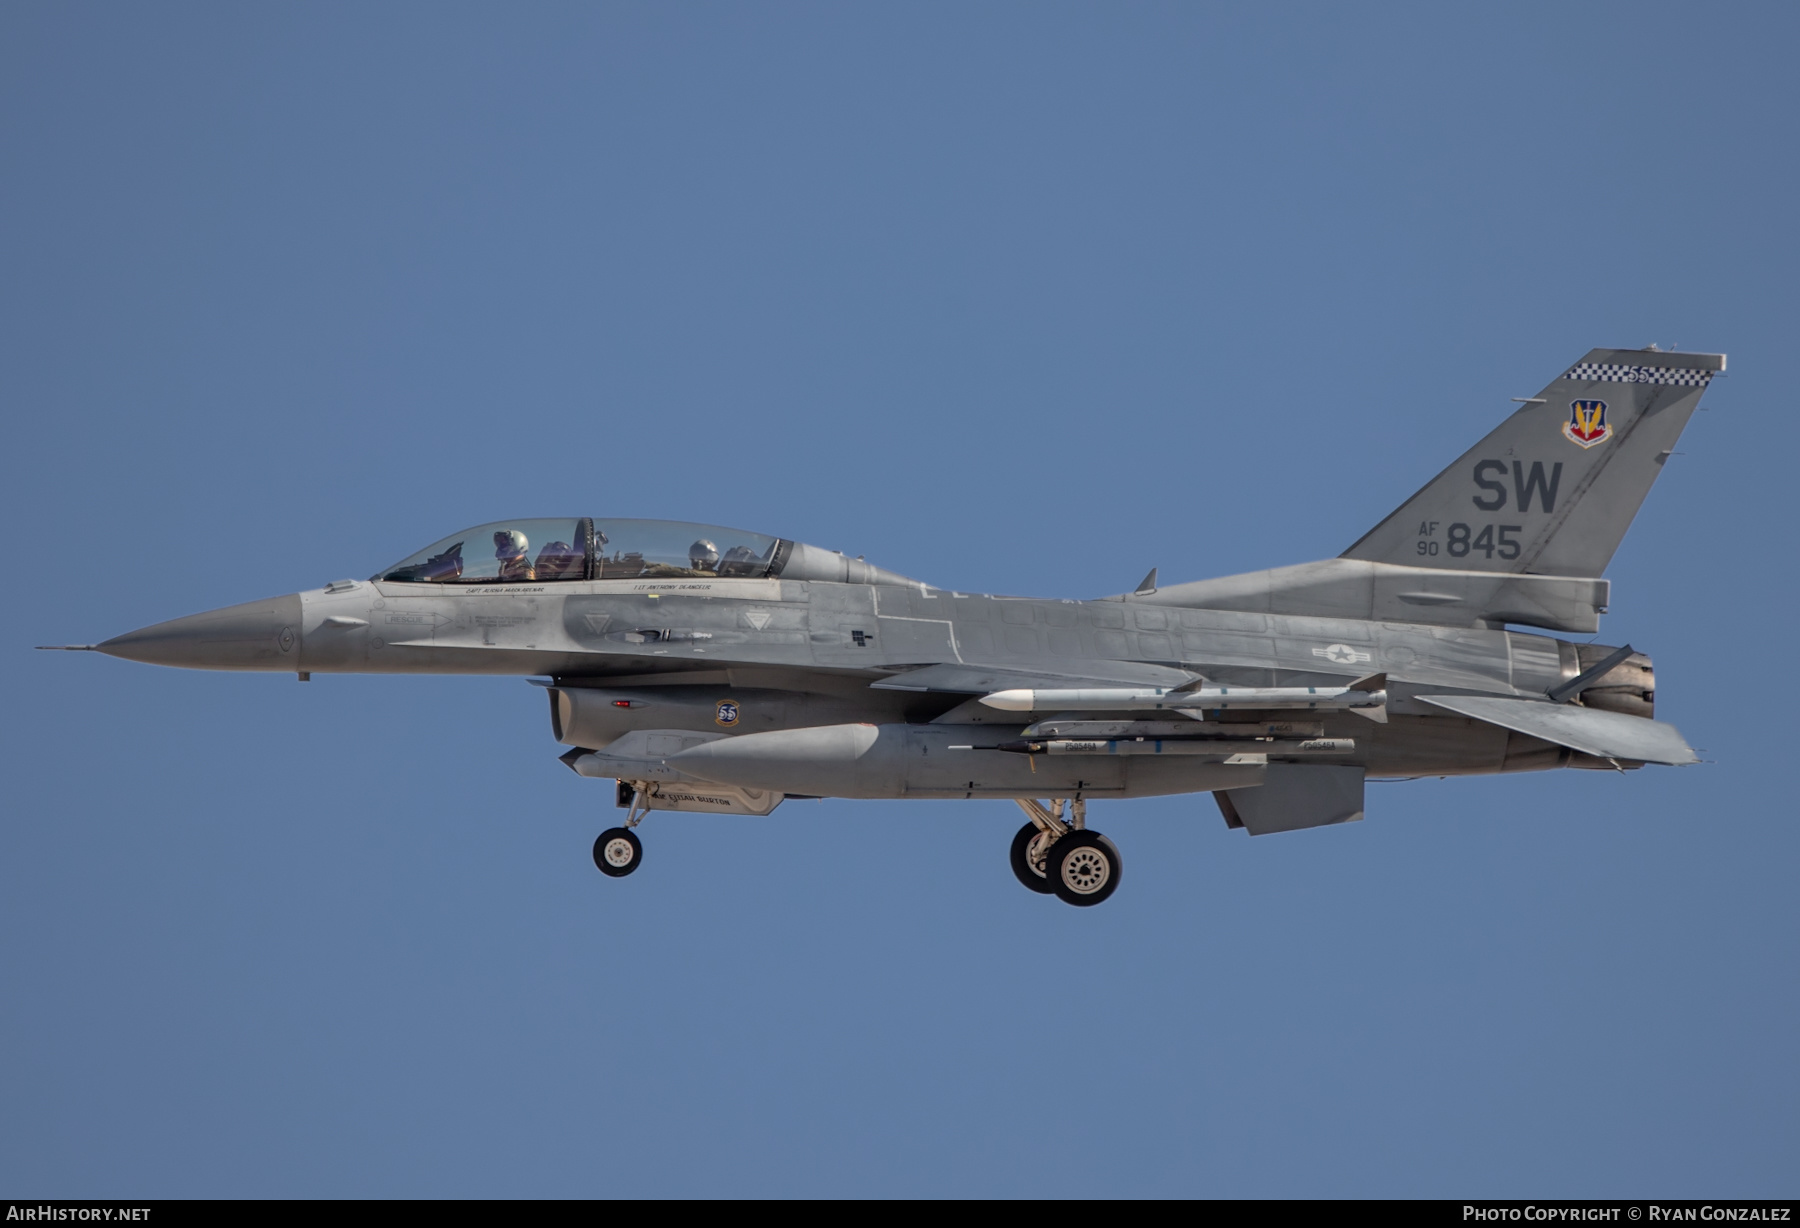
[1564,399,1610,448]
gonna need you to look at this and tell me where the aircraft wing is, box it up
[870,659,1196,694]
[1417,695,1699,765]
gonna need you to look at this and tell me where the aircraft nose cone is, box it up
[97,594,304,671]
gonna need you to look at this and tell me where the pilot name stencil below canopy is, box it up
[50,347,1717,906]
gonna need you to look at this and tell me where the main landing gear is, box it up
[593,783,648,878]
[1010,798,1122,907]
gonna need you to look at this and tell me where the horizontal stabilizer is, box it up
[871,659,1195,694]
[1417,694,1697,765]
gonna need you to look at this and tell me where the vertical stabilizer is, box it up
[1342,348,1723,577]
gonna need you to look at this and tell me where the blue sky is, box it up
[3,2,1796,1196]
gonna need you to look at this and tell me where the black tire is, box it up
[593,827,643,877]
[1009,822,1056,894]
[1047,830,1121,907]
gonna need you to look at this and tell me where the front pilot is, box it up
[688,539,720,574]
[496,529,535,581]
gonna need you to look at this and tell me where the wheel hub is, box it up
[1059,846,1111,895]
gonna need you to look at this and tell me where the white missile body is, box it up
[1017,737,1356,758]
[978,684,1387,718]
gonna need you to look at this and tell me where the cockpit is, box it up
[375,519,791,584]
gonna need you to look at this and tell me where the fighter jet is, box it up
[46,347,1718,906]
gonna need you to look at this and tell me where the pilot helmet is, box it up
[494,529,529,559]
[688,539,720,570]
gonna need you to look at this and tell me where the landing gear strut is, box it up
[1010,798,1121,906]
[594,782,649,878]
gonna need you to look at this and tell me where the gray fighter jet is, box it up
[47,347,1718,906]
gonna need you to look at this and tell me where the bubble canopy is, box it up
[375,519,787,584]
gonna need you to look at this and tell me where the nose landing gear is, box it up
[593,827,642,876]
[1010,798,1121,907]
[593,783,649,878]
